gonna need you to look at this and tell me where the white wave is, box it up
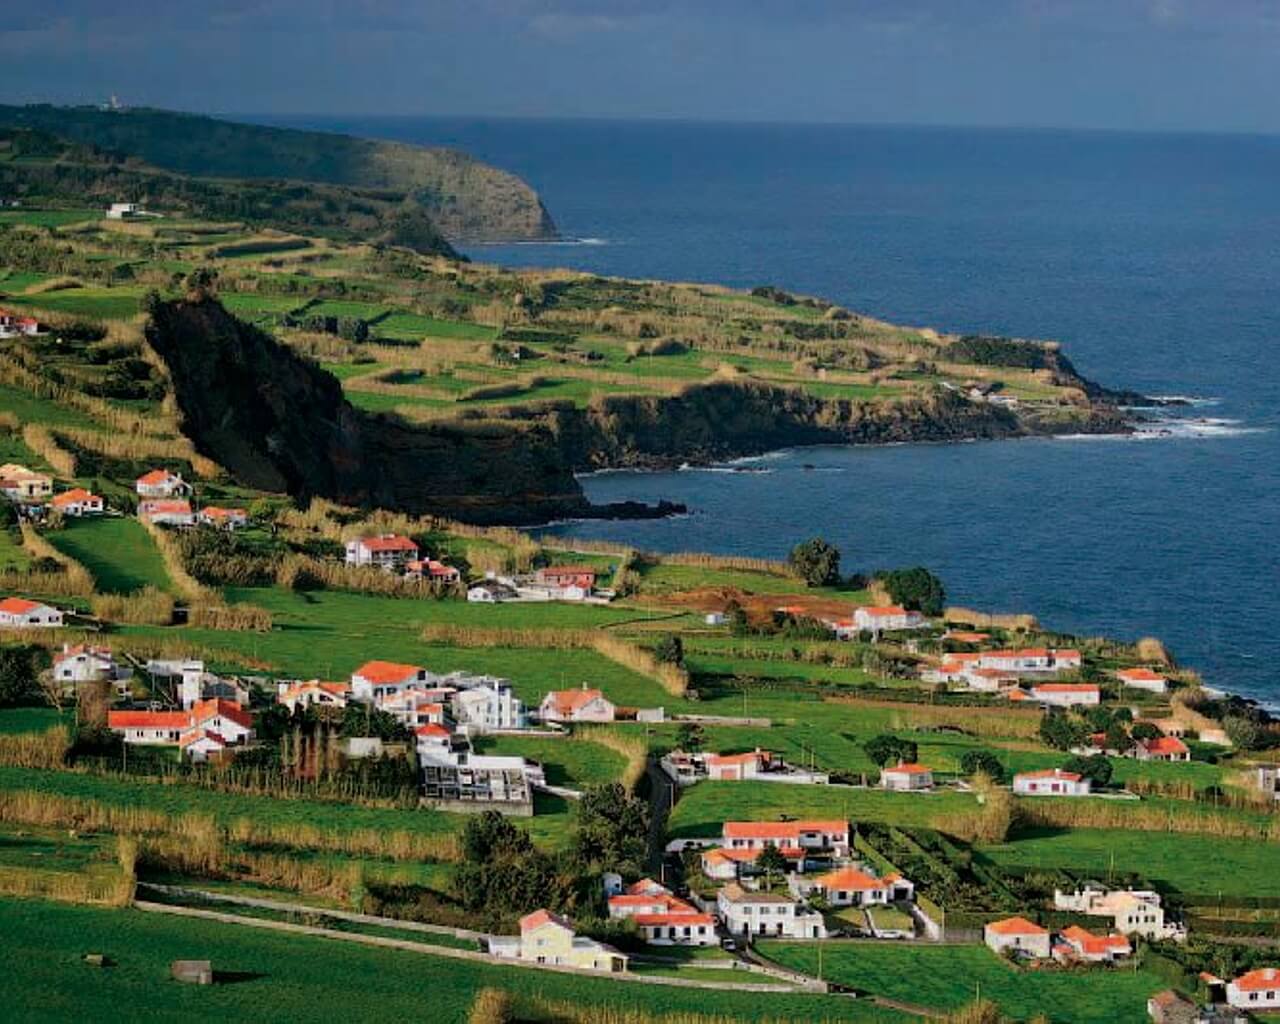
[1146,394,1223,407]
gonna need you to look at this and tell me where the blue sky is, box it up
[2,1,1278,133]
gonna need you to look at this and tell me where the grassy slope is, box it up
[0,899,902,1024]
[47,517,172,594]
[760,941,1165,1024]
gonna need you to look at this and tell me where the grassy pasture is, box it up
[5,287,143,320]
[0,708,69,735]
[47,517,172,594]
[471,735,627,791]
[0,899,901,1023]
[0,209,101,228]
[760,941,1166,1024]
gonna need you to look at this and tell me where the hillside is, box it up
[0,105,558,243]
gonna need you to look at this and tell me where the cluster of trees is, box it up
[876,567,946,618]
[0,646,44,707]
[452,783,652,929]
[864,733,918,768]
[959,749,1006,782]
[1039,705,1136,754]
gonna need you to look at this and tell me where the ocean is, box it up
[262,116,1280,707]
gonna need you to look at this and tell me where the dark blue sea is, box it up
[262,116,1280,706]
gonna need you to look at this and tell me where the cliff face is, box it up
[0,105,558,243]
[144,298,586,524]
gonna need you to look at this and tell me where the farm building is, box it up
[1054,925,1131,963]
[984,917,1051,959]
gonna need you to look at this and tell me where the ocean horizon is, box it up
[259,114,1280,707]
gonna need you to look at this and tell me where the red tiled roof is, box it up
[179,728,227,749]
[816,866,887,891]
[543,687,607,717]
[885,762,931,775]
[52,488,99,507]
[519,909,572,933]
[141,499,192,515]
[1060,925,1131,956]
[1118,667,1166,681]
[1016,769,1084,782]
[354,534,418,553]
[1143,736,1189,756]
[415,724,450,738]
[1033,684,1098,694]
[202,506,246,519]
[53,644,111,665]
[0,597,44,615]
[860,605,908,617]
[723,820,846,840]
[192,698,252,731]
[706,749,769,768]
[703,845,804,863]
[987,916,1047,936]
[353,660,423,685]
[136,469,176,486]
[632,912,715,927]
[108,709,191,729]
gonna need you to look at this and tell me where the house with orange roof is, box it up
[135,468,190,498]
[722,819,850,857]
[0,308,40,337]
[536,566,597,591]
[1028,682,1100,708]
[52,643,126,690]
[0,463,52,501]
[51,488,104,517]
[405,558,461,584]
[344,534,419,570]
[138,498,195,527]
[0,596,63,629]
[1116,666,1169,694]
[350,660,429,700]
[791,864,915,908]
[663,747,829,786]
[276,679,351,713]
[984,916,1051,959]
[488,909,628,971]
[538,685,616,724]
[1227,967,1280,1010]
[881,761,934,792]
[1054,883,1185,941]
[699,844,806,881]
[607,884,717,946]
[198,506,248,530]
[379,689,452,730]
[1054,924,1132,963]
[853,605,926,634]
[1013,767,1092,797]
[1135,735,1191,762]
[108,698,253,758]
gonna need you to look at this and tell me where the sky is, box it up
[2,1,1279,133]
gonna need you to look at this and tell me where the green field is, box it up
[471,735,627,790]
[760,941,1166,1024]
[0,209,101,228]
[375,312,496,341]
[0,707,69,735]
[47,517,171,594]
[0,899,904,1023]
[979,827,1280,899]
[667,780,976,840]
[6,287,143,320]
[0,383,97,427]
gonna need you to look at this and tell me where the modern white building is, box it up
[451,679,528,733]
[1053,884,1185,941]
[717,883,826,939]
[790,865,914,908]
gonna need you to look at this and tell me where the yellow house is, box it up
[490,909,628,972]
[0,464,53,500]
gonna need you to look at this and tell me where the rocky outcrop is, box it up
[144,298,586,524]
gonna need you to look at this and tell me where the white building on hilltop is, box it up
[1053,884,1185,941]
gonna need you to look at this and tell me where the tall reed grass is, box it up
[91,585,175,625]
[0,724,71,769]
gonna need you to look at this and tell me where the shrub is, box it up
[788,537,841,587]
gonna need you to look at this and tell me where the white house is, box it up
[0,464,53,501]
[984,917,1051,959]
[881,762,934,791]
[276,679,351,713]
[51,488,105,517]
[1134,736,1191,762]
[199,506,248,530]
[717,883,826,939]
[1053,885,1185,941]
[0,309,39,337]
[1055,925,1131,963]
[978,648,1082,674]
[138,499,195,527]
[451,679,528,732]
[350,660,430,701]
[106,202,144,219]
[704,749,771,781]
[0,597,64,629]
[135,469,191,498]
[607,884,717,946]
[1116,667,1168,693]
[539,686,616,724]
[722,819,850,857]
[1227,968,1280,1011]
[853,605,926,634]
[467,580,518,603]
[699,845,806,881]
[405,558,461,584]
[377,688,451,730]
[1029,683,1100,708]
[792,865,914,908]
[344,534,419,569]
[107,699,253,759]
[1013,768,1093,797]
[52,644,126,689]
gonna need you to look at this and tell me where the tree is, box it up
[960,749,1005,782]
[654,634,685,667]
[1104,722,1131,754]
[676,722,705,752]
[1062,754,1113,787]
[572,783,650,871]
[1039,712,1086,751]
[726,599,751,637]
[1130,721,1161,741]
[1223,714,1265,751]
[462,810,534,864]
[877,567,946,617]
[788,537,841,588]
[184,265,219,301]
[0,646,41,707]
[864,734,917,768]
[756,843,789,886]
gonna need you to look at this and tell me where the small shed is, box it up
[171,960,213,985]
